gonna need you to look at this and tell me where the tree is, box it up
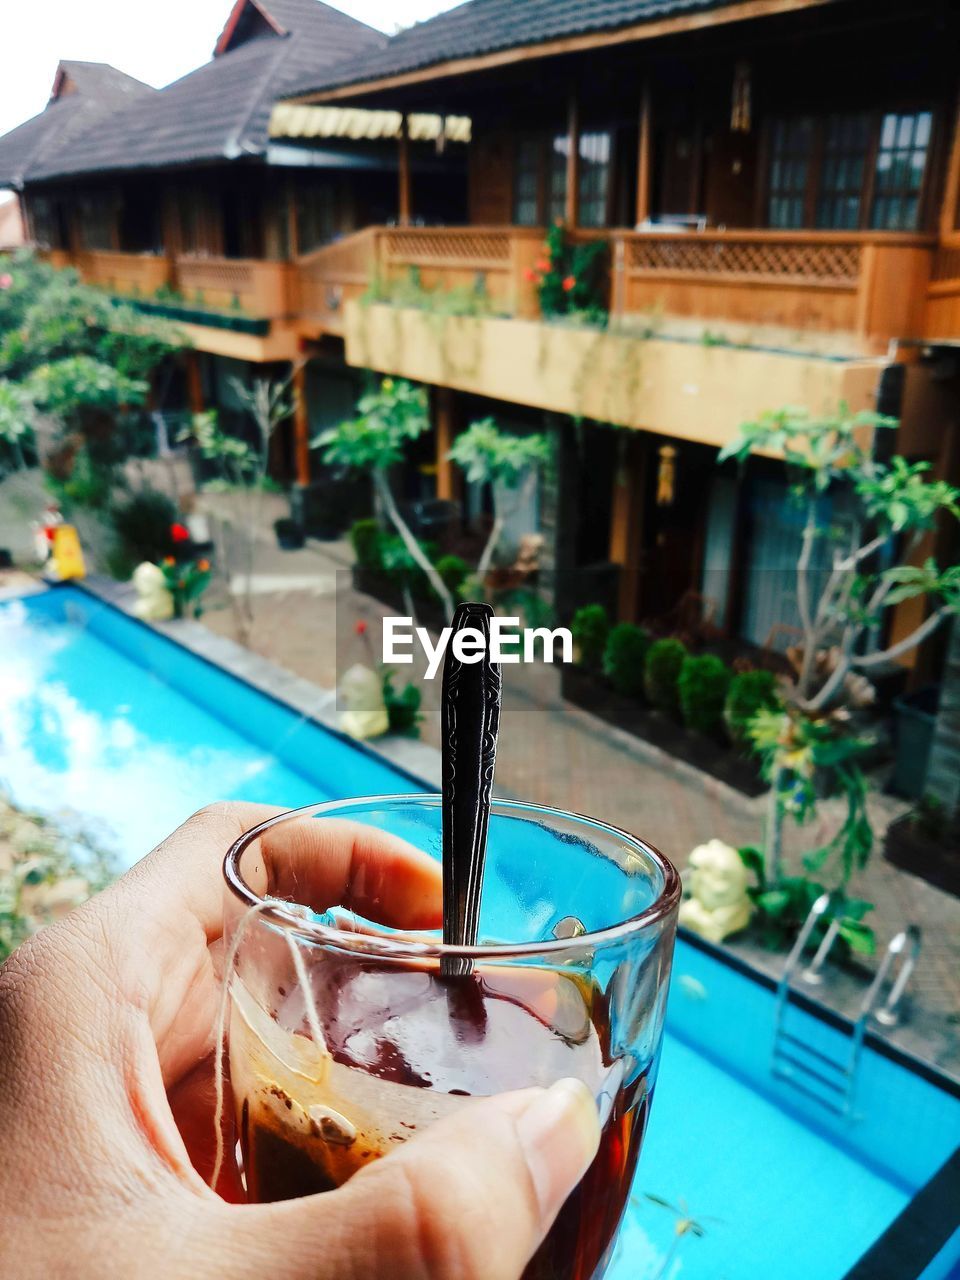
[0,250,180,477]
[719,404,960,897]
[448,417,550,577]
[316,377,455,622]
[182,373,293,644]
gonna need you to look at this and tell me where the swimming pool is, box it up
[2,586,958,1279]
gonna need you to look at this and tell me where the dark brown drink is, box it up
[230,957,651,1280]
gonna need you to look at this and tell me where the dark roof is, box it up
[283,0,736,99]
[20,0,385,182]
[50,60,154,104]
[0,60,154,189]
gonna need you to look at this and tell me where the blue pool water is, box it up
[2,587,958,1280]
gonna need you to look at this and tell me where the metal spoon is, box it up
[440,601,501,976]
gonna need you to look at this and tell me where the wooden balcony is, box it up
[73,250,171,297]
[925,234,960,341]
[297,225,939,351]
[174,255,296,319]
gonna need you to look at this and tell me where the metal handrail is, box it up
[860,925,922,1028]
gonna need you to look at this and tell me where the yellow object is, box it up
[270,104,471,144]
[50,525,85,581]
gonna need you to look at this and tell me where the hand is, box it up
[0,803,600,1279]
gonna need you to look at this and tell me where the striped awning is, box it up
[269,105,471,143]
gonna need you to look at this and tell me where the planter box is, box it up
[884,812,960,898]
[890,687,938,800]
[560,665,767,797]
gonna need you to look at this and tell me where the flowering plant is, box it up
[159,555,211,618]
[525,223,608,321]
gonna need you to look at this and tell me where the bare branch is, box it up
[853,607,951,669]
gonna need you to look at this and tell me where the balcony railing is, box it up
[174,256,295,319]
[926,233,960,341]
[296,225,937,348]
[73,250,171,298]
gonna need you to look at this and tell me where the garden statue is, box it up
[679,838,752,943]
[339,664,388,740]
[132,561,175,622]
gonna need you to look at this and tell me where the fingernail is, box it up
[515,1078,601,1228]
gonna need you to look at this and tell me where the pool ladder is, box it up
[771,893,921,1117]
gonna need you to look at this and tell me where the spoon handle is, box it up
[440,601,502,974]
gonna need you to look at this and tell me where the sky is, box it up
[2,0,461,139]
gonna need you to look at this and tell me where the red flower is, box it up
[355,619,368,636]
[535,259,549,272]
[523,266,538,283]
[162,556,175,567]
[197,558,210,573]
[0,274,12,290]
[562,275,576,292]
[170,522,190,543]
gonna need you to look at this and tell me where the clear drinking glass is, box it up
[222,794,680,1280]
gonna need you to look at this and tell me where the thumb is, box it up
[238,1079,601,1280]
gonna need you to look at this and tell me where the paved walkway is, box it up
[194,503,960,1077]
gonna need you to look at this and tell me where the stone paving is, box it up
[192,511,960,1078]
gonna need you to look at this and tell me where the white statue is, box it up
[132,561,175,622]
[339,664,389,740]
[679,838,752,943]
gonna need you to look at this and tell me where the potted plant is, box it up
[274,516,304,550]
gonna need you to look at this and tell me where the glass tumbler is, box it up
[222,794,680,1280]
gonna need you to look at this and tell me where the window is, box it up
[77,191,116,250]
[548,133,569,224]
[767,117,814,228]
[578,130,612,228]
[816,113,871,229]
[870,111,932,231]
[513,136,540,226]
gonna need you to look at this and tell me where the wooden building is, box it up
[1,0,959,694]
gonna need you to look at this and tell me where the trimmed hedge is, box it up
[644,637,687,713]
[602,623,651,697]
[678,653,732,736]
[725,669,780,747]
[572,604,609,670]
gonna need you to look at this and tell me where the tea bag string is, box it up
[210,900,328,1190]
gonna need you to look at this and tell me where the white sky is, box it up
[2,0,460,139]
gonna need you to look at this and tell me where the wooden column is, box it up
[434,386,457,501]
[940,94,960,238]
[565,92,580,228]
[608,434,647,621]
[292,362,311,487]
[398,114,412,227]
[186,351,204,416]
[286,177,300,260]
[636,83,652,227]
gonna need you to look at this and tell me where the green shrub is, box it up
[678,654,732,735]
[436,554,470,600]
[571,604,609,670]
[382,670,422,737]
[350,518,383,569]
[644,637,687,714]
[602,622,650,697]
[724,669,780,747]
[110,489,178,566]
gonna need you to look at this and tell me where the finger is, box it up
[220,1080,601,1280]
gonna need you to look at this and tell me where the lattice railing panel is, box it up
[299,230,376,283]
[931,246,960,284]
[383,228,512,268]
[177,259,256,293]
[624,237,861,286]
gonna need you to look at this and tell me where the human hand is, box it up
[0,803,600,1279]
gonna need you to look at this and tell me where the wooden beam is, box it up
[434,385,457,501]
[186,351,204,416]
[940,94,960,239]
[288,0,839,105]
[565,92,580,228]
[398,114,412,227]
[292,362,311,487]
[636,82,652,227]
[608,435,647,621]
[286,177,300,259]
